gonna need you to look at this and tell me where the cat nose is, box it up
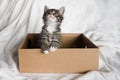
[50,12,53,15]
[48,14,53,17]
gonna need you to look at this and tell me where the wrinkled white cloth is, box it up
[0,0,120,80]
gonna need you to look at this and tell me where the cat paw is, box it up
[43,50,49,54]
[50,47,57,52]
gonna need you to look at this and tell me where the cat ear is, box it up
[44,5,49,12]
[59,7,65,15]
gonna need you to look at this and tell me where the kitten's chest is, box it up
[46,23,57,33]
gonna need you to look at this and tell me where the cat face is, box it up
[43,6,65,23]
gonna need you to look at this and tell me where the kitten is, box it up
[40,6,65,54]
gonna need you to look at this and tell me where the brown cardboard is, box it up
[18,33,99,73]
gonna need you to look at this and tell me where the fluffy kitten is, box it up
[40,6,65,54]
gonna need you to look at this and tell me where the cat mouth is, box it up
[47,17,57,22]
[48,15,55,19]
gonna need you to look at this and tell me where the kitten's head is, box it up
[43,6,65,23]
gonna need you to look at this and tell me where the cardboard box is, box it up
[18,33,99,73]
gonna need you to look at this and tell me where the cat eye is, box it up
[57,16,61,20]
[47,12,51,14]
[54,14,57,16]
[54,13,60,17]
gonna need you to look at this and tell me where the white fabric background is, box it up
[0,0,120,80]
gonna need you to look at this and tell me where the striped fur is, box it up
[40,6,64,54]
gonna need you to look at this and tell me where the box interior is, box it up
[21,34,97,49]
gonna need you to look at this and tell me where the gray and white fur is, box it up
[40,6,65,54]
